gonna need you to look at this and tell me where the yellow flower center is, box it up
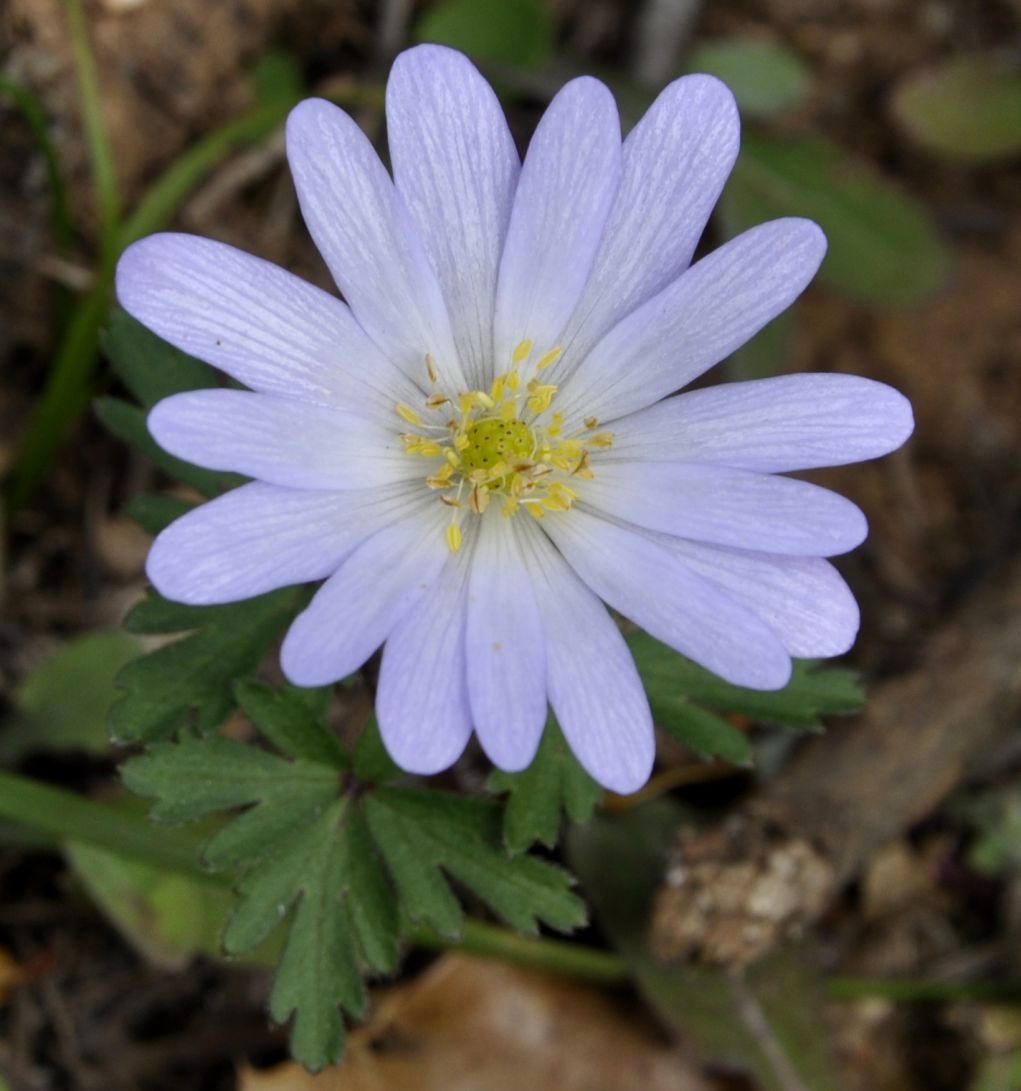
[460,418,533,481]
[395,340,614,551]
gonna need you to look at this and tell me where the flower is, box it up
[115,45,913,793]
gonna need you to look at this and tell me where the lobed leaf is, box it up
[123,685,584,1070]
[102,307,218,408]
[628,632,863,762]
[235,681,347,768]
[94,395,240,497]
[109,587,307,744]
[488,717,603,853]
[123,493,195,535]
[366,788,585,937]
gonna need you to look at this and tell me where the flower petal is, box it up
[554,75,740,378]
[466,512,547,772]
[387,45,520,388]
[559,218,826,423]
[146,481,419,605]
[115,233,417,419]
[493,77,621,366]
[582,462,867,556]
[520,520,654,793]
[545,508,792,690]
[607,374,915,472]
[665,539,860,657]
[377,549,473,775]
[148,389,417,490]
[281,504,450,687]
[285,98,464,389]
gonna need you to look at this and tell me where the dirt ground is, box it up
[2,0,1021,1088]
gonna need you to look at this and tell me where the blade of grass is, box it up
[63,0,120,259]
[5,85,382,514]
[0,75,74,252]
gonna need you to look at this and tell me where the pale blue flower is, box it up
[116,45,913,792]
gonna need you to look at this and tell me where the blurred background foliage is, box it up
[2,0,1021,1088]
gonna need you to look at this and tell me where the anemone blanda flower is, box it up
[115,45,913,793]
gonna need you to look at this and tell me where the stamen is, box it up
[512,338,533,364]
[398,338,605,545]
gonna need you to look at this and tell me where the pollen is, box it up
[394,341,612,550]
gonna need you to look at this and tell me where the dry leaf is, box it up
[239,953,710,1091]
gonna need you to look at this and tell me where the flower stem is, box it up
[11,771,1017,1005]
[0,770,205,876]
[826,976,1021,1004]
[0,768,631,984]
[410,918,630,984]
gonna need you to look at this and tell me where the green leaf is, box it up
[970,1049,1021,1091]
[720,132,952,307]
[109,587,306,743]
[123,734,341,868]
[251,51,304,106]
[122,681,584,1070]
[415,0,554,70]
[235,681,347,768]
[628,632,864,761]
[365,787,586,937]
[102,307,218,408]
[893,55,1021,162]
[487,717,603,853]
[123,493,194,535]
[94,395,242,497]
[236,801,396,1069]
[567,802,845,1091]
[727,308,794,382]
[688,38,811,119]
[65,839,238,969]
[352,717,401,785]
[2,630,140,763]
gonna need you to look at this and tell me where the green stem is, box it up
[118,86,383,250]
[5,285,111,513]
[5,85,382,514]
[63,0,120,253]
[7,768,1021,1003]
[410,919,629,984]
[0,768,629,984]
[826,976,1021,1005]
[0,770,205,876]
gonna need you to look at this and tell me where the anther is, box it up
[512,339,533,364]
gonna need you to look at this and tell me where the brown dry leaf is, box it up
[238,954,710,1091]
